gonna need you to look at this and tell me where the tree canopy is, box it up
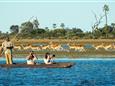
[0,4,114,39]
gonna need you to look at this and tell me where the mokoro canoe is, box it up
[0,62,74,68]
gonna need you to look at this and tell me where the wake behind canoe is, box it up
[0,62,74,68]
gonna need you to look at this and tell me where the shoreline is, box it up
[1,54,115,59]
[12,52,115,58]
[1,57,115,60]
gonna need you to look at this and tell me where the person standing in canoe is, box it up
[0,37,14,64]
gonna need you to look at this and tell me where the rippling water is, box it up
[0,58,115,86]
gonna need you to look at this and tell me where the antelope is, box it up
[69,45,76,50]
[41,45,50,50]
[113,46,115,49]
[53,45,63,51]
[69,44,85,52]
[14,45,22,50]
[30,45,41,50]
[23,45,31,50]
[74,45,85,52]
[104,44,113,50]
[111,43,115,49]
[95,43,105,50]
[49,43,62,51]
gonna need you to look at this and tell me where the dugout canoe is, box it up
[0,62,74,68]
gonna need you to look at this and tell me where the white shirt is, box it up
[2,41,13,50]
[26,54,37,64]
[27,60,35,64]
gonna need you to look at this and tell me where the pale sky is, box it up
[0,0,115,32]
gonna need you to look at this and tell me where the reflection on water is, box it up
[0,59,115,86]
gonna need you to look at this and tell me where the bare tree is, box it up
[33,17,39,29]
[92,11,105,31]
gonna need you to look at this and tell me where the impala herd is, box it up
[8,43,115,52]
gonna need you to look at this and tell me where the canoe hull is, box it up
[0,62,74,68]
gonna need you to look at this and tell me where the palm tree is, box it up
[103,4,109,38]
[103,4,109,26]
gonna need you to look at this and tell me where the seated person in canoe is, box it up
[26,51,37,65]
[44,52,55,64]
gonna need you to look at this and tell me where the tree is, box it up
[51,28,66,38]
[29,28,46,38]
[20,21,33,33]
[33,17,39,29]
[92,13,104,30]
[72,28,83,33]
[110,23,115,37]
[45,27,48,30]
[102,25,113,38]
[111,23,115,28]
[60,23,65,29]
[103,4,109,38]
[10,25,19,34]
[0,31,2,34]
[72,28,84,38]
[103,4,109,26]
[93,28,102,38]
[53,24,57,29]
[111,23,115,32]
[66,30,76,39]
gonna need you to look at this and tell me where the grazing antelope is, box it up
[69,44,85,52]
[104,44,113,50]
[111,43,115,49]
[95,43,105,50]
[41,45,50,50]
[22,44,41,50]
[113,46,115,49]
[49,43,62,51]
[23,45,32,50]
[69,45,76,50]
[14,45,22,50]
[30,45,42,51]
[75,45,85,51]
[53,45,63,51]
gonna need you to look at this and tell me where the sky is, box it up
[0,0,115,32]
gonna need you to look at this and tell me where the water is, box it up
[0,58,115,86]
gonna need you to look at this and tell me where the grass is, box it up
[1,39,115,58]
[13,49,115,58]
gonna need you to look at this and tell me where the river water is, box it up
[0,58,115,86]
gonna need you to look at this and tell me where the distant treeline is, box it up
[0,4,115,39]
[0,21,115,39]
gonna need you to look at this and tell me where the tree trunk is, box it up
[105,11,108,26]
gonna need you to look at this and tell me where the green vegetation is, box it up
[0,4,115,40]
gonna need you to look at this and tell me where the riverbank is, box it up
[10,49,115,58]
[1,39,115,58]
[1,39,115,45]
